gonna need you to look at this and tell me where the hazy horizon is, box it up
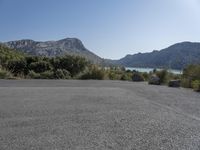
[0,0,200,59]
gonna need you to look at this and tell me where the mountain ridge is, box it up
[3,38,200,69]
[113,41,200,69]
[4,38,103,64]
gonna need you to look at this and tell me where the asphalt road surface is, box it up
[0,80,200,150]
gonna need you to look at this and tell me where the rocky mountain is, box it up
[3,39,200,69]
[114,42,200,69]
[4,38,103,64]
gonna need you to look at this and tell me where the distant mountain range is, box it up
[3,38,200,69]
[4,38,103,64]
[113,42,200,69]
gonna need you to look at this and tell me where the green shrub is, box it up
[40,71,54,79]
[142,72,149,81]
[192,80,200,92]
[181,78,191,88]
[25,56,41,65]
[29,61,52,73]
[28,70,55,79]
[132,72,144,82]
[0,70,12,79]
[57,55,88,76]
[120,73,132,81]
[0,45,90,79]
[108,72,117,80]
[0,44,25,67]
[81,67,105,80]
[156,69,168,84]
[183,64,200,81]
[28,71,41,79]
[108,71,122,80]
[7,59,27,76]
[55,69,71,79]
[181,64,200,89]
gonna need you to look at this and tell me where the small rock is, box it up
[168,80,181,87]
[148,75,160,85]
[132,73,144,82]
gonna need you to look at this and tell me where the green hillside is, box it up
[0,44,25,65]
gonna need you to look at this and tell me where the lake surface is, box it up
[126,67,182,74]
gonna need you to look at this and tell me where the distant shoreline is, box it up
[126,67,182,74]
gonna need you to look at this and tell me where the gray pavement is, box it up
[0,80,200,150]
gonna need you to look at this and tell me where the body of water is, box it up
[126,67,182,74]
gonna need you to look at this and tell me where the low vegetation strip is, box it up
[0,44,200,92]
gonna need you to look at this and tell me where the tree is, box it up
[55,69,71,79]
[7,59,27,75]
[58,55,88,76]
[29,61,52,73]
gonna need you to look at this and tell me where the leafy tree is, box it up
[57,55,88,76]
[29,61,52,73]
[0,44,25,68]
[7,59,27,75]
[81,65,105,80]
[55,69,71,79]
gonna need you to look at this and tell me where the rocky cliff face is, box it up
[4,38,103,64]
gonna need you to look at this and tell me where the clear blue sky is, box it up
[0,0,200,59]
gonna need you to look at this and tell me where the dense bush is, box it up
[28,70,55,79]
[132,72,144,82]
[192,80,200,92]
[107,69,124,80]
[181,78,191,88]
[0,51,88,79]
[120,73,132,81]
[142,72,149,81]
[108,72,120,80]
[182,64,200,81]
[40,71,55,79]
[81,66,105,80]
[156,69,168,84]
[54,69,71,79]
[6,59,27,76]
[28,71,41,79]
[0,45,25,67]
[29,61,52,73]
[54,55,88,76]
[181,64,200,89]
[0,69,12,79]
